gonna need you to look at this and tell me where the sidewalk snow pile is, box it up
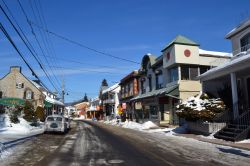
[0,114,44,135]
[122,121,159,130]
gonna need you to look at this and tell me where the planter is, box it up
[186,121,226,135]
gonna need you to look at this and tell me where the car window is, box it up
[47,117,54,121]
[56,117,62,121]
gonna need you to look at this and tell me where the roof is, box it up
[225,19,250,39]
[161,35,199,52]
[199,49,232,57]
[198,51,250,81]
[131,85,179,101]
[44,92,64,106]
[102,83,120,94]
[120,70,139,83]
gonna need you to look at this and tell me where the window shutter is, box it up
[31,92,34,99]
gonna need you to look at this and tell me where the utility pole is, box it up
[62,78,65,104]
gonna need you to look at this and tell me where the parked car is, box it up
[44,115,67,134]
[64,117,71,130]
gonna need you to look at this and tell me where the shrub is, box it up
[35,106,45,122]
[176,92,227,122]
[8,105,22,124]
[23,101,37,123]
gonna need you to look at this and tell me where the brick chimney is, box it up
[10,66,22,73]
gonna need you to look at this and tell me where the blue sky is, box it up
[0,0,249,102]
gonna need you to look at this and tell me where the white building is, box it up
[199,19,250,141]
[102,83,121,119]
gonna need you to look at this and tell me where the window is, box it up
[190,66,198,80]
[169,67,178,83]
[25,90,33,100]
[141,78,146,94]
[200,66,210,75]
[0,91,2,98]
[181,66,189,80]
[129,82,133,95]
[16,83,24,89]
[156,73,163,89]
[180,65,199,80]
[148,76,152,91]
[241,33,250,51]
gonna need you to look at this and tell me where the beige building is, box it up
[132,35,231,125]
[0,66,45,108]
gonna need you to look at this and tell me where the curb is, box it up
[1,132,44,150]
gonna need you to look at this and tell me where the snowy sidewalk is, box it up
[102,119,250,151]
[175,133,250,151]
[0,128,44,144]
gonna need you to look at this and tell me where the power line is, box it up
[27,0,62,89]
[0,2,60,93]
[14,0,61,91]
[46,65,125,75]
[30,21,140,65]
[0,22,39,82]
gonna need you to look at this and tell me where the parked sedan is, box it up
[44,115,67,134]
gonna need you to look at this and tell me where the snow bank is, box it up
[0,114,44,135]
[141,121,158,129]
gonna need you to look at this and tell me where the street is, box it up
[1,120,250,166]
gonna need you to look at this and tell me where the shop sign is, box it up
[0,98,25,106]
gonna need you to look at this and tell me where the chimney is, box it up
[10,66,22,73]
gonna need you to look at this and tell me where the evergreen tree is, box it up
[102,79,108,86]
[23,101,36,123]
[83,93,88,102]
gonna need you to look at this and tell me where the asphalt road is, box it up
[2,120,250,166]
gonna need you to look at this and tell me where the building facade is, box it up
[132,35,231,125]
[119,70,139,121]
[0,66,45,109]
[199,19,250,141]
[102,83,120,120]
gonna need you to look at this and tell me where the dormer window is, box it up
[240,33,250,52]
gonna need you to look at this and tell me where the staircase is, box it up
[214,110,250,142]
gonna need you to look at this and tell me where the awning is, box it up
[131,85,179,101]
[44,100,53,108]
[0,98,25,106]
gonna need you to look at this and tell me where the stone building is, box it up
[0,66,45,108]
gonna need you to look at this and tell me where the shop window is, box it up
[241,33,250,52]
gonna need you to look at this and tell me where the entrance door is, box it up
[247,78,250,109]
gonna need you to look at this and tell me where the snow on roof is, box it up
[43,92,64,106]
[102,83,120,93]
[199,49,231,57]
